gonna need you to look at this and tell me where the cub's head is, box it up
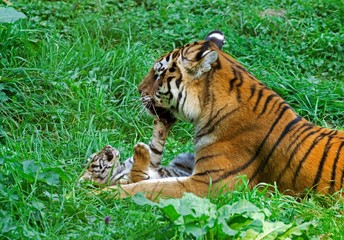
[138,30,225,122]
[79,145,120,185]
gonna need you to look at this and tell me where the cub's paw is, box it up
[134,143,151,163]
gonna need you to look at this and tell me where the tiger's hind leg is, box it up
[130,143,151,183]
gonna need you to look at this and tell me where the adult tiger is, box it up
[107,30,344,199]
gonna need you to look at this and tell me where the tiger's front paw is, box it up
[134,143,151,163]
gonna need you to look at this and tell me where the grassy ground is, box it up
[0,0,343,239]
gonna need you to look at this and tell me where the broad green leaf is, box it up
[157,193,217,222]
[45,166,72,181]
[256,221,293,240]
[229,217,263,232]
[278,221,317,239]
[22,160,39,175]
[230,200,261,216]
[217,200,261,220]
[0,214,16,234]
[0,183,6,195]
[132,193,158,207]
[0,92,9,103]
[174,193,216,218]
[184,223,204,238]
[241,228,261,239]
[31,200,46,211]
[217,216,238,236]
[0,7,27,23]
[38,171,60,186]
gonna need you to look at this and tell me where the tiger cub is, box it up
[79,119,194,185]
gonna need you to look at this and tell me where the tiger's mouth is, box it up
[103,145,120,162]
[141,97,176,124]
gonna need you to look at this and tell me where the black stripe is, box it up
[277,126,320,181]
[203,66,214,107]
[285,123,314,152]
[167,76,174,82]
[167,79,174,101]
[274,101,288,114]
[172,51,179,59]
[96,173,109,181]
[249,84,256,100]
[176,177,188,189]
[229,67,242,92]
[195,106,239,143]
[214,57,222,70]
[95,174,107,181]
[218,51,256,80]
[176,86,185,113]
[175,77,182,89]
[313,136,334,188]
[194,42,211,61]
[258,94,278,117]
[253,88,264,112]
[165,169,172,177]
[193,169,224,177]
[149,143,163,155]
[234,68,243,101]
[101,165,113,174]
[113,172,125,181]
[330,142,344,190]
[149,162,157,167]
[165,54,170,62]
[131,169,149,176]
[292,131,334,185]
[180,88,187,115]
[267,99,280,115]
[206,93,220,126]
[171,168,183,177]
[251,116,302,180]
[195,154,222,166]
[229,75,237,91]
[190,177,210,185]
[213,105,291,184]
[195,105,227,140]
[173,162,193,172]
[159,69,166,80]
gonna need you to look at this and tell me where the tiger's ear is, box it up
[181,50,218,78]
[205,30,225,49]
[197,50,218,75]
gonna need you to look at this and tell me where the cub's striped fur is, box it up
[79,119,194,185]
[106,30,344,199]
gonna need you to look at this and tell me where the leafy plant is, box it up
[133,193,317,239]
[0,7,27,23]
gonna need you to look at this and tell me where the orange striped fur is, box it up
[106,30,344,199]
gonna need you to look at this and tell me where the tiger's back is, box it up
[107,30,343,199]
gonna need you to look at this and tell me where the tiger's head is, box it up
[138,30,225,122]
[79,145,121,185]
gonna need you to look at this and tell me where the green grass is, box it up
[0,0,343,239]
